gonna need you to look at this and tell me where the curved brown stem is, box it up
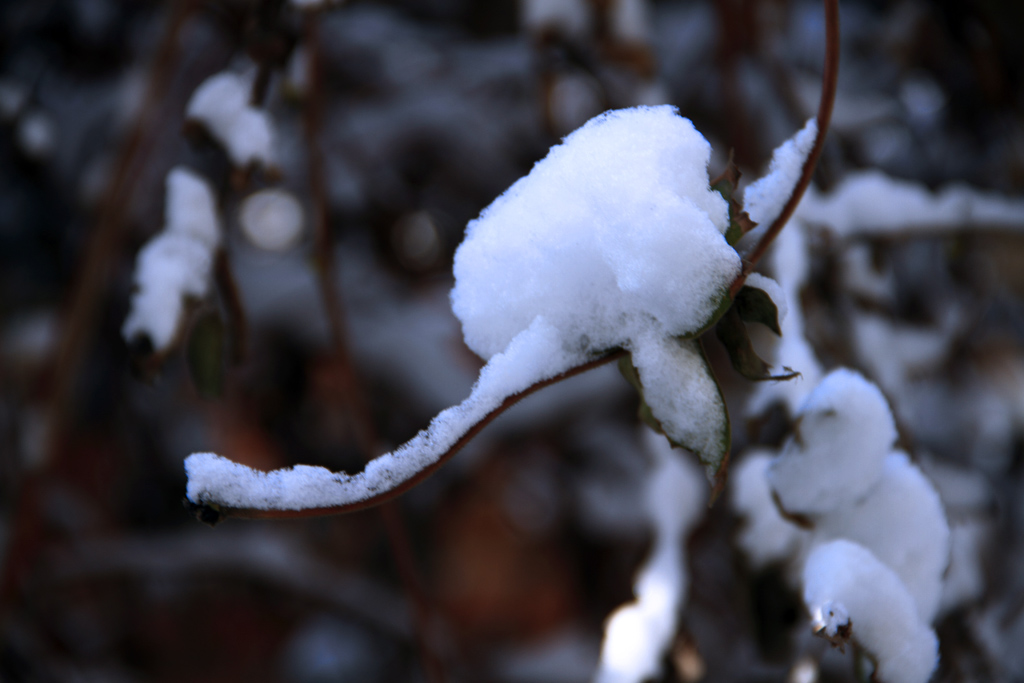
[730,0,839,297]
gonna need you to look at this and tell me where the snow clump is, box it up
[804,540,938,683]
[123,167,221,352]
[733,368,950,682]
[767,368,896,515]
[186,70,275,169]
[452,105,740,362]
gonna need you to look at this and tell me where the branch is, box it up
[187,350,626,522]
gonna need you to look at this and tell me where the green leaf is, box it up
[716,305,771,380]
[716,302,800,382]
[186,308,226,399]
[735,284,783,336]
[623,335,731,485]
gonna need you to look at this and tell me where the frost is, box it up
[186,70,275,169]
[238,188,305,252]
[122,167,221,352]
[768,368,896,515]
[594,429,705,683]
[743,118,817,230]
[803,540,938,683]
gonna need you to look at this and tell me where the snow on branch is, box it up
[122,167,221,352]
[803,540,938,683]
[743,118,818,232]
[186,70,276,169]
[796,169,1024,237]
[594,429,705,683]
[186,105,746,515]
[734,368,950,681]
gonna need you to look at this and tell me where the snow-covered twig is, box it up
[184,0,842,521]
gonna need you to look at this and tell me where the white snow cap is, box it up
[768,368,897,515]
[239,188,305,251]
[186,70,275,168]
[803,540,938,683]
[451,105,739,362]
[123,167,221,351]
[594,429,706,683]
[743,118,817,230]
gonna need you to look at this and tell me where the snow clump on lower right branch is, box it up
[732,368,950,682]
[122,167,221,352]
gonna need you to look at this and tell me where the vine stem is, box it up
[206,0,839,522]
[730,0,839,297]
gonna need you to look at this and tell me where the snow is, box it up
[186,70,275,169]
[812,451,950,623]
[767,368,897,515]
[803,540,938,683]
[451,105,739,361]
[594,429,705,683]
[795,170,1024,237]
[742,118,817,230]
[122,167,220,351]
[187,315,575,509]
[239,188,305,252]
[187,106,742,510]
[631,333,726,480]
[731,450,808,569]
[850,311,953,395]
[746,211,822,417]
